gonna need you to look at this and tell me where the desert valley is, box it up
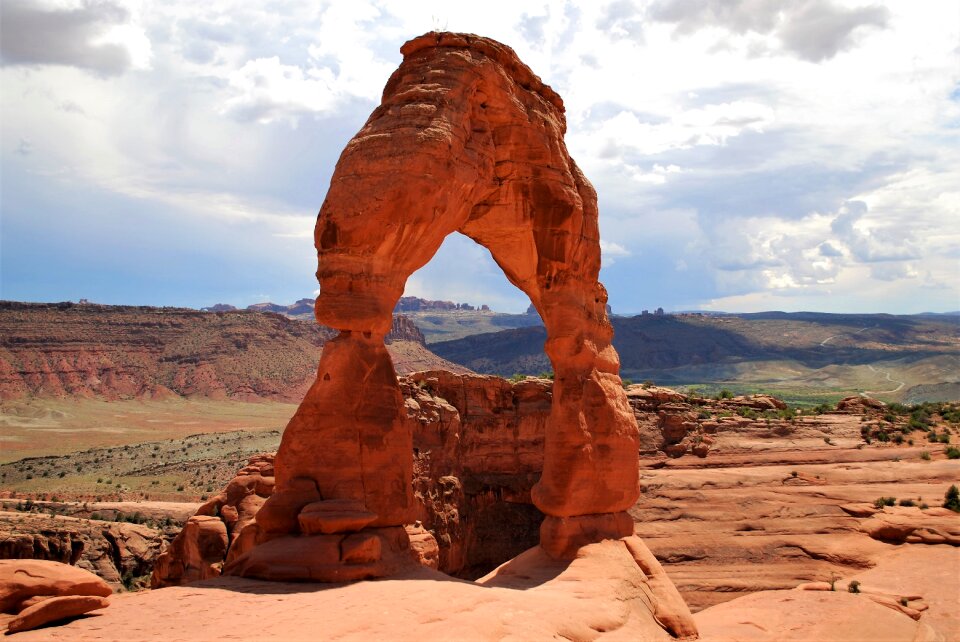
[2,5,959,642]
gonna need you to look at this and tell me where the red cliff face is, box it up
[0,302,456,402]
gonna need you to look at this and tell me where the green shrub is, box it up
[927,430,938,442]
[946,446,960,459]
[778,407,797,421]
[937,432,950,444]
[873,496,896,509]
[898,498,915,507]
[944,485,960,513]
[920,451,931,461]
[718,389,733,400]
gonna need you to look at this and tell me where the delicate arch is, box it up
[232,32,640,581]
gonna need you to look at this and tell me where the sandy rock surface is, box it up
[9,539,691,642]
[695,544,958,641]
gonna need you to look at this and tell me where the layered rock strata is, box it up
[237,31,639,580]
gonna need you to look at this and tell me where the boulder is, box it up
[0,560,110,614]
[6,595,109,633]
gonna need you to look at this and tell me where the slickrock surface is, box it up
[633,447,960,612]
[11,539,692,641]
[695,544,958,641]
[251,31,638,578]
[0,302,460,402]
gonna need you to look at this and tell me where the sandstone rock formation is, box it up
[236,31,639,581]
[0,560,111,633]
[6,595,110,634]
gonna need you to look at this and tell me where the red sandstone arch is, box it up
[232,32,640,581]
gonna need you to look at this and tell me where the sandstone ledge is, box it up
[10,539,693,641]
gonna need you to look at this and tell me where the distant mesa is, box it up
[202,296,490,318]
[394,296,485,312]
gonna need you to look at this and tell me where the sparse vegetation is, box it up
[945,485,960,513]
[873,497,896,509]
[920,451,931,461]
[848,580,861,594]
[946,446,960,459]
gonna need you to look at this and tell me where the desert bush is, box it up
[778,407,797,421]
[937,432,950,444]
[887,403,909,415]
[848,580,861,594]
[927,431,938,442]
[873,496,896,509]
[945,446,960,460]
[920,451,931,461]
[898,498,915,507]
[944,485,960,513]
[717,389,733,400]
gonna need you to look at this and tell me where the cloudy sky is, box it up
[2,0,958,314]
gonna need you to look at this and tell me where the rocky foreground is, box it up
[1,374,958,639]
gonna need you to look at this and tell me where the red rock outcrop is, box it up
[6,595,109,634]
[237,31,639,581]
[0,560,111,633]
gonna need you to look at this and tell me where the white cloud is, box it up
[223,57,340,125]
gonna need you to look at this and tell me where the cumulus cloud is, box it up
[647,0,890,62]
[600,239,632,266]
[778,1,889,62]
[222,58,340,125]
[0,0,149,74]
[830,200,919,263]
